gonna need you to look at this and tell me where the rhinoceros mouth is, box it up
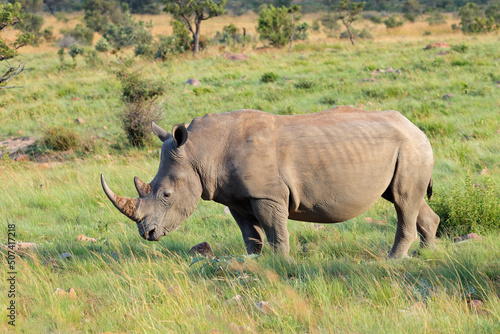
[138,223,160,241]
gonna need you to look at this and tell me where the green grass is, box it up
[0,35,499,332]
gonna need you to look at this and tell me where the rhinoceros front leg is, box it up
[250,199,290,256]
[229,208,265,255]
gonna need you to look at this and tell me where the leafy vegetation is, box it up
[0,8,499,333]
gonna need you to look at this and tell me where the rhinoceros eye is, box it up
[162,190,172,198]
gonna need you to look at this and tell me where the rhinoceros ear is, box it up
[172,123,188,147]
[152,121,171,142]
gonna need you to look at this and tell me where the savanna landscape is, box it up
[1,0,499,332]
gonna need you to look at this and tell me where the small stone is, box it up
[386,67,394,72]
[102,126,108,130]
[364,217,375,223]
[438,50,449,55]
[225,53,249,61]
[240,75,247,80]
[454,233,482,243]
[4,242,38,251]
[314,224,325,230]
[468,299,484,309]
[17,130,23,134]
[186,78,201,86]
[225,294,243,305]
[479,169,491,175]
[302,242,317,253]
[339,77,345,81]
[75,118,85,124]
[395,69,402,75]
[256,301,274,314]
[424,42,450,50]
[75,234,97,243]
[371,69,378,76]
[55,287,77,299]
[223,206,231,215]
[14,154,30,162]
[375,220,388,226]
[60,252,72,259]
[442,94,454,100]
[189,242,213,257]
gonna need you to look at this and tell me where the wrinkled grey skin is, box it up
[101,107,440,258]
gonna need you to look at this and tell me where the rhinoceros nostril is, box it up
[146,228,156,241]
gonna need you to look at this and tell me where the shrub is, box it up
[257,5,293,47]
[17,13,44,36]
[451,42,470,53]
[83,49,102,66]
[103,16,153,49]
[41,27,54,42]
[95,37,110,52]
[426,10,447,25]
[294,79,315,89]
[312,20,320,31]
[121,100,161,147]
[60,24,94,46]
[69,44,84,60]
[295,22,309,40]
[384,15,404,29]
[363,13,383,24]
[261,72,279,83]
[321,12,341,36]
[84,0,125,33]
[459,2,498,34]
[42,126,81,151]
[432,173,500,235]
[115,68,165,147]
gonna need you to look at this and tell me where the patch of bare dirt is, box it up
[0,137,37,159]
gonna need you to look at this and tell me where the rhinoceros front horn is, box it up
[101,174,142,223]
[134,176,152,198]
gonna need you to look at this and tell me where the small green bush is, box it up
[432,173,500,235]
[60,24,94,46]
[384,15,404,29]
[261,72,279,83]
[295,79,315,89]
[95,37,110,52]
[451,42,470,53]
[42,126,81,151]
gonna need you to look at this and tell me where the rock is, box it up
[189,242,213,257]
[386,67,394,72]
[364,217,375,223]
[240,75,247,80]
[223,206,231,215]
[55,287,77,299]
[3,242,38,251]
[314,224,325,230]
[256,301,274,314]
[396,69,402,75]
[60,252,72,259]
[360,78,377,82]
[102,126,108,130]
[302,242,318,253]
[186,78,201,86]
[424,42,450,50]
[442,93,454,100]
[454,233,482,243]
[75,234,97,243]
[225,294,243,305]
[43,259,62,271]
[75,118,85,124]
[479,169,491,175]
[375,220,388,226]
[14,154,30,162]
[225,53,249,61]
[468,299,484,309]
[17,130,23,134]
[438,50,449,55]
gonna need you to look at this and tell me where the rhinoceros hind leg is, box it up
[230,208,265,255]
[250,199,290,256]
[389,203,420,258]
[416,201,440,248]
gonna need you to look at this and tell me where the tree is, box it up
[1,2,36,89]
[337,0,365,46]
[459,2,498,33]
[257,4,300,48]
[163,0,227,55]
[402,0,423,22]
[84,0,125,33]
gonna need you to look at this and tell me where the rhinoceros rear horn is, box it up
[152,121,171,142]
[134,176,152,198]
[101,174,142,223]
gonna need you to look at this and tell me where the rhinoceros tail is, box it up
[427,178,433,200]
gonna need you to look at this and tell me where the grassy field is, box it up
[1,13,499,333]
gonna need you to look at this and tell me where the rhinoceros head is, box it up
[101,122,202,241]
